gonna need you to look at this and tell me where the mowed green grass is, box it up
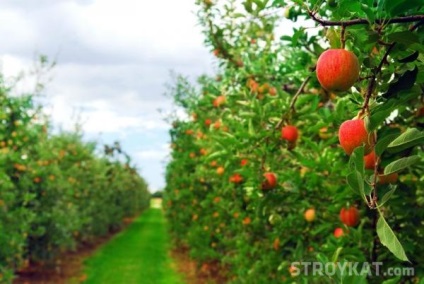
[82,208,184,284]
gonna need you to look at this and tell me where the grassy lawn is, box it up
[81,208,184,284]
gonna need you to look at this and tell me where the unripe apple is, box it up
[319,127,331,140]
[334,227,344,238]
[316,49,360,92]
[338,119,372,155]
[216,166,224,175]
[339,206,360,227]
[364,151,376,170]
[268,213,282,225]
[281,125,299,142]
[304,208,315,222]
[262,172,277,190]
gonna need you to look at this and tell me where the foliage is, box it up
[0,70,150,283]
[164,0,424,283]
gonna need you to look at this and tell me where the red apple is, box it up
[378,172,398,184]
[205,119,212,127]
[334,227,344,238]
[316,49,360,92]
[364,151,376,170]
[339,206,360,227]
[338,119,372,155]
[229,173,243,184]
[240,159,248,166]
[262,172,277,190]
[213,95,226,107]
[281,125,299,142]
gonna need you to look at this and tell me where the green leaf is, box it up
[349,145,365,173]
[368,105,396,131]
[376,214,409,261]
[347,170,370,200]
[385,0,423,17]
[331,247,343,263]
[252,0,266,9]
[377,185,396,208]
[326,28,341,49]
[361,4,375,22]
[387,128,424,153]
[398,51,419,63]
[384,156,421,175]
[382,277,401,284]
[205,150,228,162]
[243,0,253,13]
[388,31,420,46]
[375,133,399,156]
[383,67,418,99]
[316,253,329,264]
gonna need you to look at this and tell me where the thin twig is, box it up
[275,76,311,129]
[289,76,312,114]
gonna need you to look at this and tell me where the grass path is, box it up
[81,208,184,284]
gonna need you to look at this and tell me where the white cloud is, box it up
[135,148,170,160]
[44,96,169,134]
[0,0,213,192]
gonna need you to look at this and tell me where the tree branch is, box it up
[360,19,422,116]
[308,12,424,27]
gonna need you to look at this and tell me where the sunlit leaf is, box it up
[377,214,409,262]
[384,156,421,175]
[387,128,424,153]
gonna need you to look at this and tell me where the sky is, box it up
[0,0,214,192]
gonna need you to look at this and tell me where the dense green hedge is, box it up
[164,0,424,283]
[0,75,150,283]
